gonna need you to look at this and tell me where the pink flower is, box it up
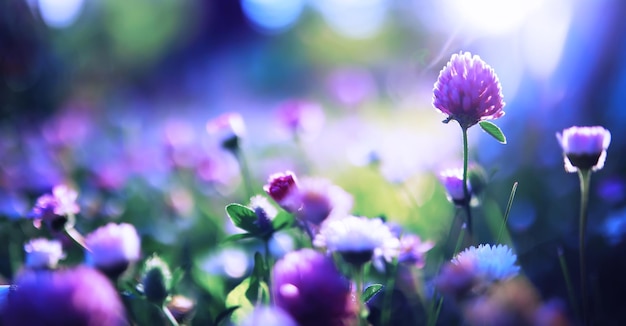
[557,126,611,172]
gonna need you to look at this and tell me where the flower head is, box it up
[24,238,65,269]
[85,223,141,279]
[275,99,325,138]
[206,112,246,151]
[557,126,611,172]
[452,244,520,283]
[272,249,354,326]
[264,171,300,213]
[439,168,471,204]
[314,216,398,266]
[2,266,127,326]
[241,306,298,326]
[141,254,172,305]
[287,177,353,227]
[30,184,80,231]
[433,52,505,129]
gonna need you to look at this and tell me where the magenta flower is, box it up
[272,249,355,326]
[1,266,127,326]
[557,126,611,172]
[433,52,505,129]
[263,171,300,213]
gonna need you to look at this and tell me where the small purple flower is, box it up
[272,249,355,326]
[263,171,300,213]
[85,223,141,279]
[24,238,65,269]
[275,99,325,138]
[241,306,297,326]
[286,177,353,227]
[439,168,471,204]
[433,52,505,129]
[2,266,127,326]
[30,184,80,231]
[557,126,611,172]
[206,112,246,151]
[249,195,278,234]
[393,234,435,268]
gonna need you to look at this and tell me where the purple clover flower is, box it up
[263,170,300,213]
[272,249,355,326]
[85,223,141,279]
[1,266,127,326]
[433,52,505,129]
[557,126,611,172]
[286,177,353,227]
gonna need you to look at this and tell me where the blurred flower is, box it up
[249,195,278,234]
[556,126,611,172]
[314,216,398,267]
[85,223,141,279]
[433,52,505,129]
[272,249,354,326]
[141,254,172,305]
[241,306,298,326]
[327,68,376,107]
[439,168,471,205]
[452,244,520,283]
[30,184,80,231]
[206,112,246,151]
[287,177,353,227]
[263,170,300,213]
[24,238,65,269]
[391,234,434,268]
[1,266,127,326]
[166,295,195,324]
[275,99,325,139]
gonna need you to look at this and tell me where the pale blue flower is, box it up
[452,244,520,282]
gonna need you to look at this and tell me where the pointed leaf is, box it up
[225,278,254,324]
[271,211,294,231]
[479,121,507,144]
[363,284,384,303]
[226,203,260,233]
[214,306,240,326]
[222,233,256,243]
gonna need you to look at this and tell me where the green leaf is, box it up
[226,203,260,234]
[225,278,254,324]
[479,121,507,144]
[222,233,256,243]
[363,284,384,303]
[271,211,294,231]
[214,306,240,326]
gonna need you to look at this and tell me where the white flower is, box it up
[452,244,520,282]
[249,195,278,220]
[85,223,141,268]
[314,216,398,255]
[24,238,65,269]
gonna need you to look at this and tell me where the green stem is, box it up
[264,239,273,303]
[354,266,367,326]
[65,226,90,252]
[162,305,180,326]
[381,259,398,326]
[557,247,580,323]
[461,127,472,236]
[577,168,591,325]
[234,148,254,199]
